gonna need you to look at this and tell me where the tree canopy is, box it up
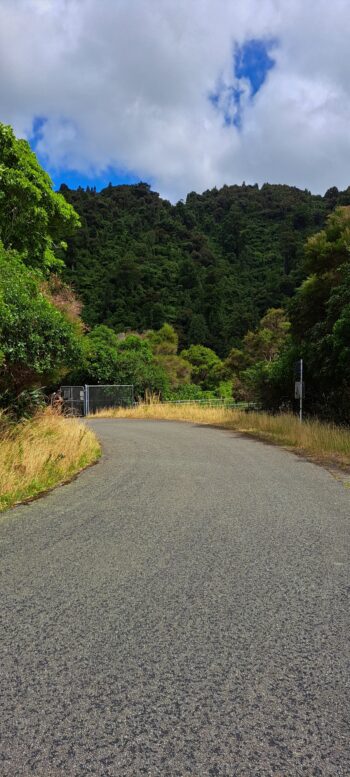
[288,207,350,419]
[0,123,80,271]
[68,326,169,399]
[61,181,349,354]
[0,124,82,404]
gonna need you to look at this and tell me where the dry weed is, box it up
[92,403,350,469]
[0,408,100,511]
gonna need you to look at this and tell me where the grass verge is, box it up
[0,409,101,512]
[92,403,350,471]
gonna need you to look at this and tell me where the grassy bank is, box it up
[92,403,350,471]
[0,409,101,512]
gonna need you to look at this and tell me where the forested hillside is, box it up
[61,181,350,354]
[1,121,350,422]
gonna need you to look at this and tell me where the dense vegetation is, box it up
[0,124,83,410]
[274,207,350,421]
[61,181,350,354]
[1,121,350,422]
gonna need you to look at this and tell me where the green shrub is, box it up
[0,245,83,394]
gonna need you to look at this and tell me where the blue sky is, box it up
[30,117,141,191]
[1,0,350,201]
[234,39,276,97]
[210,39,276,130]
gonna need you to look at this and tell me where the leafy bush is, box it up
[0,388,46,420]
[0,245,83,394]
[180,344,224,390]
[68,326,169,398]
[164,384,218,401]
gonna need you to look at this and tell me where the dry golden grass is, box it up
[92,403,350,470]
[0,409,100,512]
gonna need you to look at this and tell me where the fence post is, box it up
[84,385,89,416]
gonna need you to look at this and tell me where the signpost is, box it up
[294,359,305,422]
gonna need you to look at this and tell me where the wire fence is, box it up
[59,386,259,416]
[161,398,259,410]
[85,384,134,415]
[60,384,134,416]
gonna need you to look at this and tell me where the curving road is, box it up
[1,419,349,776]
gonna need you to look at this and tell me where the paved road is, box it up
[1,420,349,776]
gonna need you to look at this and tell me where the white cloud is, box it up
[0,0,350,200]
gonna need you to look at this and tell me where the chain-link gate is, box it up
[85,384,134,414]
[61,385,85,416]
[60,384,134,416]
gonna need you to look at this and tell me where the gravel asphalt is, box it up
[1,419,349,776]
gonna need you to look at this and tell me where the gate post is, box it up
[84,385,89,416]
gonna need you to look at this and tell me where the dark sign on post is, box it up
[294,381,305,400]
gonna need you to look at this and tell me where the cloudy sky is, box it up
[1,0,350,201]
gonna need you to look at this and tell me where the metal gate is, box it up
[61,385,85,416]
[60,384,134,416]
[85,384,134,414]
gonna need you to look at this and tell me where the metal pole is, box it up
[299,359,303,423]
[84,385,89,416]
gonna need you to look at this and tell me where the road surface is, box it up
[1,419,349,776]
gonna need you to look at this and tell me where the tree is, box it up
[254,208,350,418]
[290,207,350,338]
[187,314,209,345]
[69,327,169,398]
[0,123,80,270]
[223,308,291,405]
[223,347,247,374]
[242,308,290,363]
[146,323,178,355]
[0,245,82,395]
[61,180,332,352]
[155,355,192,391]
[180,344,223,390]
[286,207,350,419]
[145,324,192,390]
[0,124,84,405]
